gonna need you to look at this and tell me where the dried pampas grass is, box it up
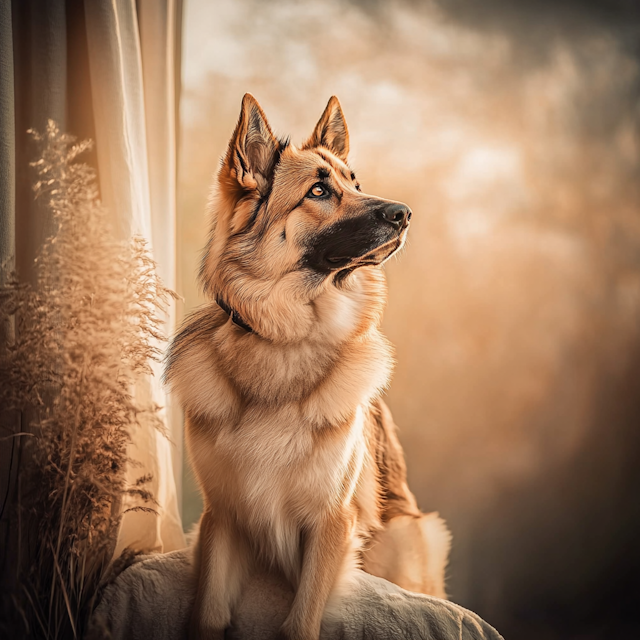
[0,121,175,639]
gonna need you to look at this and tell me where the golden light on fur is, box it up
[166,95,449,640]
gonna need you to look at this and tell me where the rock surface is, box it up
[89,549,503,640]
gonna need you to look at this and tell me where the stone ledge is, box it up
[89,549,503,640]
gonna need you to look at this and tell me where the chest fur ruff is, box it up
[187,403,368,526]
[174,316,392,479]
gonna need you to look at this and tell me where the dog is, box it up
[165,94,450,640]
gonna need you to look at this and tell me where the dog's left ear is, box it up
[303,96,349,161]
[221,93,280,196]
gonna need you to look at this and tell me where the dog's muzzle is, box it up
[303,200,412,274]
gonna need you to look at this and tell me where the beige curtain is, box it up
[1,0,185,557]
[83,0,184,554]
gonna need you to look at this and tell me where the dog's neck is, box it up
[203,268,392,411]
[215,266,387,345]
[165,266,393,421]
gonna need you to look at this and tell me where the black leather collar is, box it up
[216,297,254,334]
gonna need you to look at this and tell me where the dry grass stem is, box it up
[0,120,175,639]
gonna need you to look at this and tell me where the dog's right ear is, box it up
[220,93,280,197]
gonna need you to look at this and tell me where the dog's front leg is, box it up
[190,509,246,640]
[278,511,355,640]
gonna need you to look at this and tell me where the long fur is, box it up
[165,94,450,640]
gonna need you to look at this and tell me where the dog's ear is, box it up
[303,96,349,161]
[221,93,280,196]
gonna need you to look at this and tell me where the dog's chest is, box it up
[189,404,367,524]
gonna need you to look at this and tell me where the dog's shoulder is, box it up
[165,305,223,374]
[164,304,240,419]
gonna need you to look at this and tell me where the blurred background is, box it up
[177,1,640,638]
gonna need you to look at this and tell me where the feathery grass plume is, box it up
[0,120,175,639]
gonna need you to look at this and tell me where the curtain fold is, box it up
[83,0,185,553]
[83,1,152,243]
[0,0,17,592]
[13,0,68,285]
[1,0,185,560]
[0,1,14,273]
[137,0,183,510]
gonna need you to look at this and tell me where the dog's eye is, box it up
[307,183,328,198]
[355,183,361,192]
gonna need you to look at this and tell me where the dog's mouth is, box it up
[323,231,407,272]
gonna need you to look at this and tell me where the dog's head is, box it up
[201,94,411,341]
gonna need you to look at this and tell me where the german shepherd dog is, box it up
[165,94,450,640]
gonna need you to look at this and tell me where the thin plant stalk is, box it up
[0,121,175,639]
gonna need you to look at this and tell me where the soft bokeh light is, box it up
[178,1,640,637]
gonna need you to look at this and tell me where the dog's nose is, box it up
[379,203,411,229]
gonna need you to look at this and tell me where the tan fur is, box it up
[166,94,450,640]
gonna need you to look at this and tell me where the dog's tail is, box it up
[361,399,451,598]
[362,512,451,599]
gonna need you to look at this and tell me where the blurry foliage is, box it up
[0,122,174,639]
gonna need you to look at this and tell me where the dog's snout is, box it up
[379,203,411,229]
